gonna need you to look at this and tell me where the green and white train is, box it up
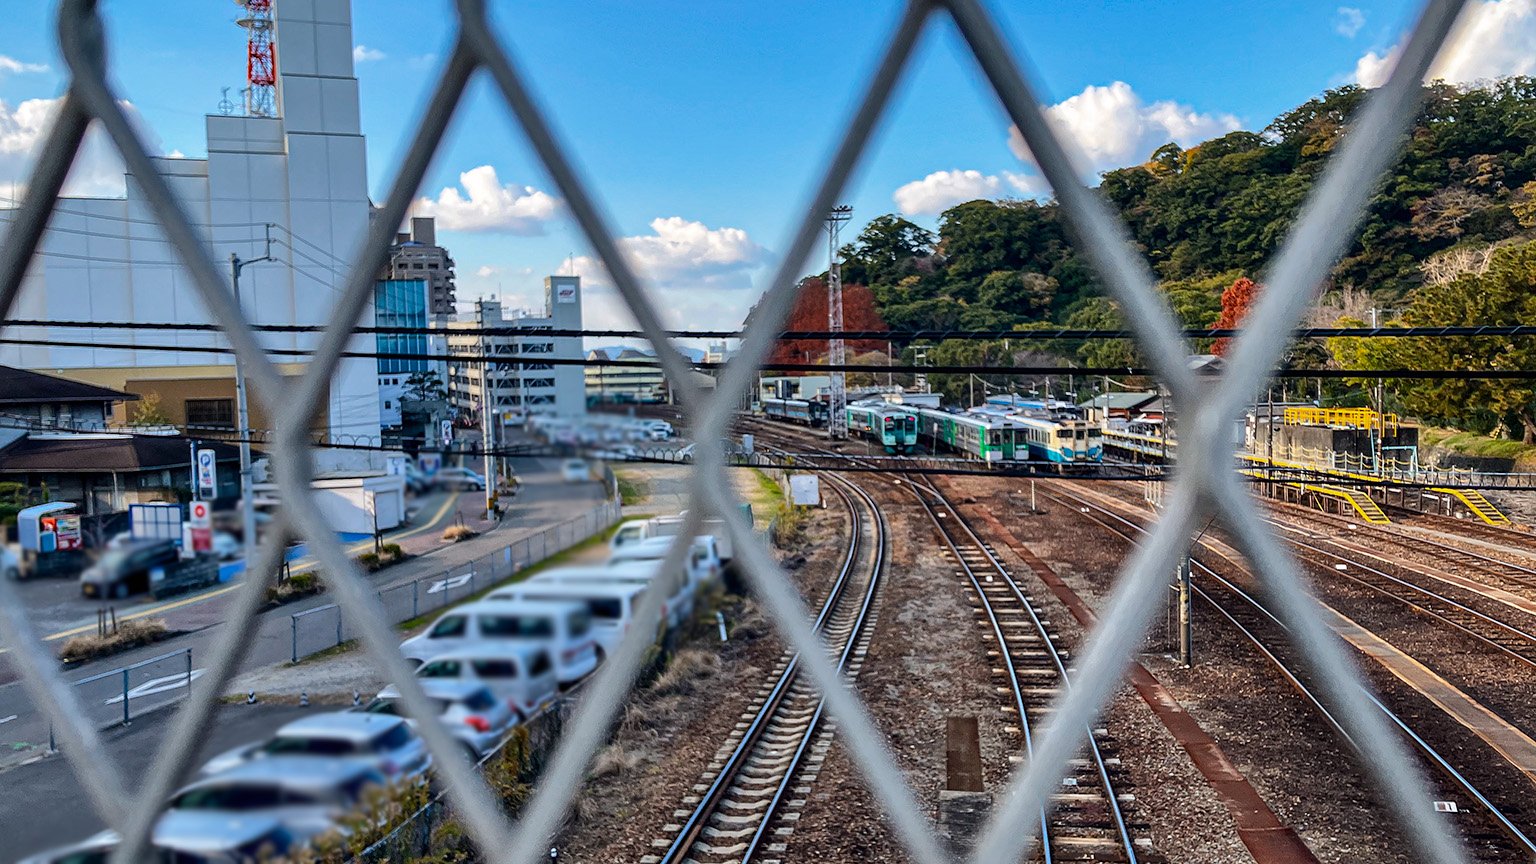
[916,406,1103,467]
[915,408,1023,463]
[846,401,919,454]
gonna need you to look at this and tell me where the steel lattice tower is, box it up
[236,0,277,117]
[826,205,852,440]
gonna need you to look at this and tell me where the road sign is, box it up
[189,500,211,529]
[131,503,183,542]
[196,449,217,498]
[441,419,454,446]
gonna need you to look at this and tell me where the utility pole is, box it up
[1266,386,1276,497]
[825,205,852,440]
[481,358,495,521]
[1177,553,1192,667]
[229,224,273,556]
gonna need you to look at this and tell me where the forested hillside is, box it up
[795,78,1536,429]
[835,79,1535,337]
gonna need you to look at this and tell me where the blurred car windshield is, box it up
[477,614,554,638]
[172,783,285,811]
[263,735,358,756]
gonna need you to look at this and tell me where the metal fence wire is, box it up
[290,503,620,663]
[0,0,1478,862]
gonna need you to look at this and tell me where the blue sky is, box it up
[3,0,1532,336]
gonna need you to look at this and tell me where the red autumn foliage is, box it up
[1211,276,1261,356]
[767,277,890,369]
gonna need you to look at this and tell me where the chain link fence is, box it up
[0,1,1483,863]
[290,501,621,662]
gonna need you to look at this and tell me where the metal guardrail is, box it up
[47,649,196,750]
[0,1,1482,863]
[290,501,621,662]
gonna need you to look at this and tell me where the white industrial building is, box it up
[447,276,587,423]
[1,0,380,475]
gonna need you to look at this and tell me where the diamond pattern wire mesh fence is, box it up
[0,0,1481,862]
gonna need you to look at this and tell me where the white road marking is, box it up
[427,573,474,595]
[0,715,17,725]
[104,669,205,705]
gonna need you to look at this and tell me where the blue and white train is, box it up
[1009,414,1103,464]
[762,397,829,428]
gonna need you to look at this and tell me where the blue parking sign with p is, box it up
[197,449,217,498]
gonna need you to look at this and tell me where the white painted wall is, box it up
[2,0,380,471]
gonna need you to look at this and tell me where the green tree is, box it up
[1337,240,1536,441]
[839,214,936,288]
[403,370,448,402]
[129,392,171,426]
[977,270,1055,319]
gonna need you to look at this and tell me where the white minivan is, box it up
[400,599,600,688]
[405,644,560,719]
[609,535,722,587]
[489,579,653,657]
[528,561,695,631]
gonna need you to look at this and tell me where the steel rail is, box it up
[1044,483,1536,859]
[757,421,1142,864]
[657,476,877,864]
[1271,528,1536,670]
[909,479,1055,861]
[736,473,889,862]
[1281,511,1536,588]
[912,480,1139,864]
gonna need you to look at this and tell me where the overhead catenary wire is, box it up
[4,317,1536,341]
[0,334,1531,380]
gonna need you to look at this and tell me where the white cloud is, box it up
[1004,171,1050,199]
[1336,7,1366,37]
[1353,46,1400,87]
[412,165,560,234]
[1008,81,1240,177]
[352,45,386,63]
[0,55,47,77]
[1,96,159,198]
[1351,0,1536,87]
[893,169,1002,215]
[474,265,498,278]
[556,217,769,332]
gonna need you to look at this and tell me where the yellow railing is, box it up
[1282,406,1399,431]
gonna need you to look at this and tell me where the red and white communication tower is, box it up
[236,0,277,117]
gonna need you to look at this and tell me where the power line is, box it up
[9,318,1536,341]
[1,334,1532,379]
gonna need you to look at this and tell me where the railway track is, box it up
[1270,504,1536,598]
[1091,483,1536,672]
[649,474,884,864]
[907,477,1142,863]
[1042,483,1536,862]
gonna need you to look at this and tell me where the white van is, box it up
[528,561,695,631]
[489,580,652,657]
[402,644,559,719]
[609,514,738,563]
[609,535,722,586]
[400,599,599,688]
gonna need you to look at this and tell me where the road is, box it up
[0,703,315,860]
[0,456,607,779]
